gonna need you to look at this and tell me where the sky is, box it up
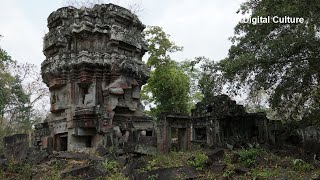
[0,0,245,67]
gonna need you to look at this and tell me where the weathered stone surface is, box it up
[0,159,7,169]
[210,162,226,173]
[116,155,127,166]
[191,94,275,148]
[3,134,28,162]
[157,113,191,153]
[297,126,320,154]
[96,145,109,156]
[108,87,124,95]
[138,136,157,146]
[60,164,92,178]
[231,152,240,164]
[55,151,89,160]
[123,142,157,155]
[207,148,225,162]
[36,3,153,152]
[134,166,198,180]
[122,158,147,176]
[234,165,249,175]
[26,148,49,164]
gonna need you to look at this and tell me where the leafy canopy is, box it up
[204,0,320,121]
[0,36,32,134]
[142,26,190,117]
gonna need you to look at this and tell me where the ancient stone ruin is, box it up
[156,113,191,152]
[30,4,320,157]
[35,4,153,151]
[191,95,277,148]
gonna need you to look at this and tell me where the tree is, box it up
[179,57,205,110]
[205,0,320,122]
[141,26,190,117]
[0,35,47,134]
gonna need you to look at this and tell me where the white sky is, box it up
[0,0,245,67]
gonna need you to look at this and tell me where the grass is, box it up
[1,146,319,179]
[237,148,261,167]
[291,159,314,172]
[187,151,208,170]
[143,150,205,171]
[251,168,279,179]
[99,159,128,180]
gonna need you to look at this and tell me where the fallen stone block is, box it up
[26,148,49,164]
[122,158,147,176]
[60,161,107,179]
[60,165,92,178]
[234,165,249,175]
[0,158,7,169]
[210,162,226,173]
[207,148,224,162]
[123,142,157,155]
[55,151,89,160]
[96,145,109,156]
[116,155,127,166]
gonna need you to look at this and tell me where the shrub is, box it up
[238,148,261,167]
[102,159,119,174]
[187,152,208,170]
[223,169,235,178]
[291,159,314,171]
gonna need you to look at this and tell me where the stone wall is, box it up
[4,134,29,161]
[191,95,276,148]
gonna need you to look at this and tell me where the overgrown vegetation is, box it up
[238,148,261,167]
[200,0,320,122]
[101,159,127,180]
[187,151,208,170]
[291,159,314,172]
[141,26,204,117]
[0,35,49,153]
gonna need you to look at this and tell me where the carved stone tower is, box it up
[41,4,152,151]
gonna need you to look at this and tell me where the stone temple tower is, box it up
[40,4,152,151]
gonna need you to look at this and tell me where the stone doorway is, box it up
[55,133,68,151]
[194,127,207,142]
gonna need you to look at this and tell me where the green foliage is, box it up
[6,161,33,179]
[147,173,159,180]
[101,159,128,180]
[291,159,314,172]
[187,151,208,170]
[223,169,234,178]
[107,173,128,180]
[238,148,261,167]
[144,152,184,170]
[102,159,119,174]
[202,0,320,121]
[143,26,183,69]
[146,63,190,115]
[179,57,205,112]
[0,37,35,153]
[142,26,191,117]
[251,168,278,179]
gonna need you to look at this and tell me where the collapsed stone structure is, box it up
[157,113,191,152]
[191,95,278,148]
[35,4,153,151]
